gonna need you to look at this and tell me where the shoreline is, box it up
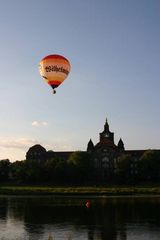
[0,185,160,196]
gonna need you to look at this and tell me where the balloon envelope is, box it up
[39,54,71,91]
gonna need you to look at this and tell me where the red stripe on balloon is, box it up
[48,81,61,85]
[42,55,69,62]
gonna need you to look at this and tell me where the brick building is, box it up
[26,118,151,179]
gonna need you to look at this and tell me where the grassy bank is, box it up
[0,185,160,196]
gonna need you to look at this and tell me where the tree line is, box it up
[0,150,160,184]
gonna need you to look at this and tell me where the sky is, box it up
[0,0,160,161]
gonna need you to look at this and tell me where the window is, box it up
[102,157,109,163]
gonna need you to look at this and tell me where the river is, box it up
[0,195,160,239]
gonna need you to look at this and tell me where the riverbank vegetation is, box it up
[0,150,160,188]
[0,185,160,196]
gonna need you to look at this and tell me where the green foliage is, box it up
[0,159,11,181]
[1,185,160,196]
[25,159,45,182]
[44,157,68,183]
[67,151,93,182]
[3,149,160,185]
[138,150,160,181]
[11,160,26,182]
[115,154,132,183]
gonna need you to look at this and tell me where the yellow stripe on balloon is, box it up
[39,54,71,91]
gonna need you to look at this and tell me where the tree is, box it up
[10,160,26,182]
[0,159,11,181]
[115,154,132,183]
[138,150,160,181]
[44,157,68,183]
[67,151,93,183]
[24,159,45,182]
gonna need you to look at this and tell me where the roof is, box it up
[95,139,117,149]
[125,150,146,157]
[27,144,47,153]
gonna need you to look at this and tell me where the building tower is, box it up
[99,118,114,143]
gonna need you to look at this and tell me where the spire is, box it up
[99,117,114,143]
[87,139,94,152]
[118,138,125,151]
[104,117,109,132]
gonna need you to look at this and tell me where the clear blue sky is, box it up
[0,0,160,161]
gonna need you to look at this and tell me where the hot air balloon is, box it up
[39,54,71,94]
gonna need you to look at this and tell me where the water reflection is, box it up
[0,196,160,239]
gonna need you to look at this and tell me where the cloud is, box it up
[0,137,38,150]
[31,121,48,127]
[0,137,76,161]
[0,137,41,161]
[44,138,75,151]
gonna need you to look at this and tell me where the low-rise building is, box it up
[26,118,157,180]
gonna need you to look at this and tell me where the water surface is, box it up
[0,195,160,239]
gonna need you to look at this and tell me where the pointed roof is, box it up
[95,138,117,149]
[104,117,109,131]
[87,139,94,151]
[118,138,124,150]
